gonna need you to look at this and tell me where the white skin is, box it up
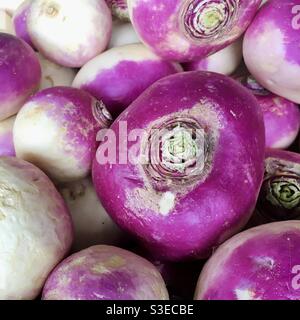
[73,43,182,87]
[0,157,72,299]
[0,9,14,34]
[0,115,15,138]
[108,20,140,49]
[13,100,86,183]
[27,0,112,67]
[37,53,77,90]
[59,177,125,252]
[0,0,25,14]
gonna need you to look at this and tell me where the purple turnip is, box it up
[0,157,73,299]
[127,0,262,62]
[42,245,169,300]
[73,43,183,118]
[27,0,112,67]
[13,87,112,183]
[195,221,300,300]
[0,33,41,121]
[12,0,34,48]
[238,75,300,149]
[92,71,265,261]
[183,38,242,75]
[243,0,300,103]
[59,177,126,251]
[0,115,15,156]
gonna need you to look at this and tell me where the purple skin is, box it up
[14,87,112,182]
[42,245,169,300]
[247,149,300,228]
[73,45,182,118]
[238,75,300,149]
[243,0,300,103]
[92,71,265,261]
[127,0,261,62]
[0,116,15,157]
[13,0,35,49]
[195,221,300,300]
[0,33,41,121]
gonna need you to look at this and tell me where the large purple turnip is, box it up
[42,245,169,300]
[127,0,262,62]
[92,71,265,261]
[195,221,300,300]
[243,0,300,103]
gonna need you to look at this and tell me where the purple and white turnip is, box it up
[59,177,126,251]
[73,43,183,118]
[14,86,112,183]
[183,38,243,75]
[238,75,300,149]
[42,245,169,300]
[26,0,112,67]
[0,115,15,157]
[243,0,300,103]
[0,32,41,121]
[0,157,73,299]
[127,0,262,62]
[92,71,265,261]
[195,221,300,300]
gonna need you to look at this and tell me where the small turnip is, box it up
[42,245,169,300]
[14,86,112,183]
[127,0,262,61]
[73,43,183,118]
[195,221,300,300]
[243,0,300,103]
[0,157,73,299]
[0,32,41,121]
[27,0,112,67]
[92,71,265,261]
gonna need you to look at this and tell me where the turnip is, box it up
[195,221,300,300]
[0,157,73,299]
[243,0,300,103]
[14,86,112,183]
[0,9,13,34]
[0,33,41,121]
[249,149,300,227]
[37,53,77,90]
[127,0,262,62]
[27,0,112,68]
[42,245,169,300]
[12,0,34,48]
[0,0,25,14]
[108,20,140,49]
[73,44,183,118]
[0,115,15,156]
[59,177,126,251]
[92,71,265,261]
[238,75,300,149]
[183,38,242,76]
[106,0,129,21]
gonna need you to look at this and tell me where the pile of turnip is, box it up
[0,0,299,301]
